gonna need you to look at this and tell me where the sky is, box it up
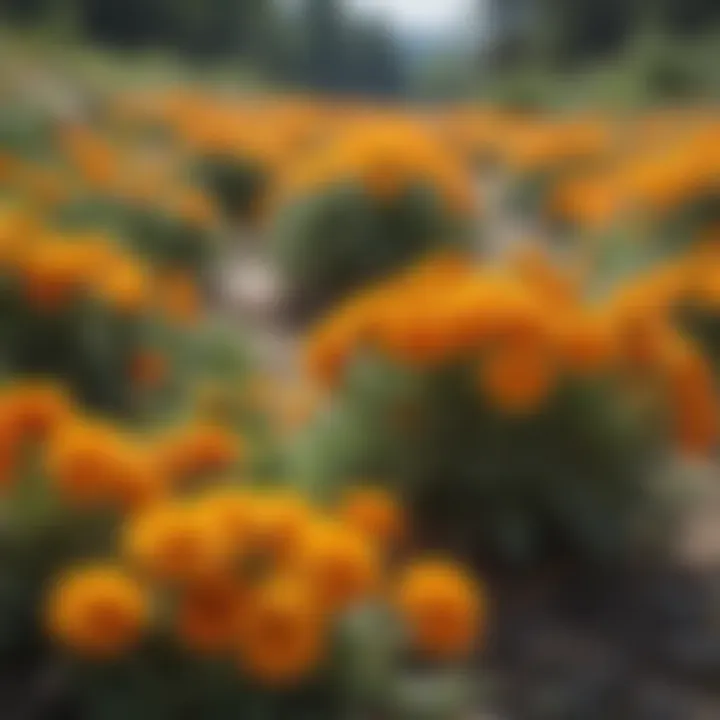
[346,0,481,34]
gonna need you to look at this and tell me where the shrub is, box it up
[271,119,476,319]
[0,209,223,418]
[0,383,485,718]
[293,253,717,565]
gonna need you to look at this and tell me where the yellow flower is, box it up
[46,565,148,658]
[395,559,483,659]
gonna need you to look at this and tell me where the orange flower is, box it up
[122,501,231,583]
[159,423,242,480]
[0,208,40,271]
[661,335,718,457]
[176,576,248,654]
[48,420,163,510]
[556,309,619,375]
[250,491,313,564]
[238,575,324,685]
[21,240,89,311]
[101,257,151,314]
[46,565,148,658]
[0,406,21,490]
[395,559,483,659]
[0,381,72,441]
[478,337,557,415]
[47,420,125,507]
[196,487,256,552]
[297,520,380,612]
[158,272,202,325]
[339,486,405,549]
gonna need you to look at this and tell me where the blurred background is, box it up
[0,0,717,103]
[0,2,718,720]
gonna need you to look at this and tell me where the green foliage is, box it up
[273,181,471,319]
[293,353,670,566]
[197,154,267,223]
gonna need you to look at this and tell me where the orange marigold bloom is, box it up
[196,487,256,552]
[47,421,125,507]
[250,491,313,564]
[0,407,21,489]
[478,338,557,415]
[395,559,483,659]
[298,520,380,612]
[339,486,405,549]
[159,423,242,480]
[0,380,72,441]
[556,309,619,375]
[101,257,151,314]
[122,501,231,583]
[21,240,89,311]
[238,575,324,685]
[48,421,164,510]
[661,335,718,457]
[176,576,248,654]
[46,565,148,658]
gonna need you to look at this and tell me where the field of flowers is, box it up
[0,58,719,718]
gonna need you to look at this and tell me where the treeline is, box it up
[488,0,720,68]
[0,0,404,96]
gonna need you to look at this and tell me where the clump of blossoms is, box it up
[297,250,717,563]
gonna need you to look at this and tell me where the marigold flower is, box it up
[0,380,72,441]
[478,338,557,415]
[661,335,718,456]
[101,257,151,314]
[238,575,324,685]
[47,421,127,507]
[195,487,256,552]
[395,559,483,659]
[250,491,313,564]
[339,486,405,549]
[176,576,248,654]
[556,309,619,374]
[122,501,231,583]
[46,565,148,658]
[159,423,242,480]
[298,520,380,612]
[0,407,21,489]
[21,240,89,311]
